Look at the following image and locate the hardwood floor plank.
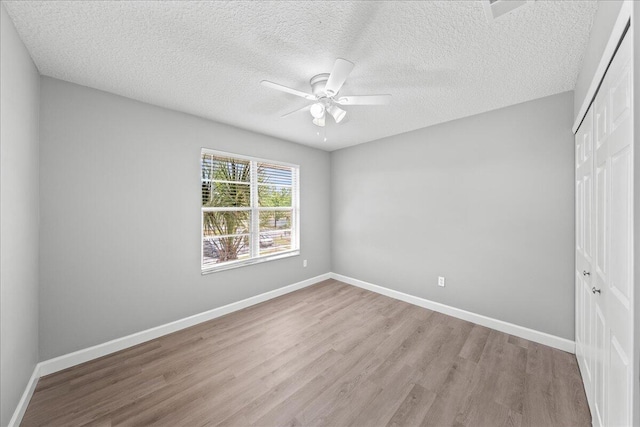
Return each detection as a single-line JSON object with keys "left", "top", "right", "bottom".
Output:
{"left": 218, "top": 349, "right": 342, "bottom": 426}
{"left": 459, "top": 324, "right": 491, "bottom": 363}
{"left": 453, "top": 399, "right": 515, "bottom": 427}
{"left": 306, "top": 377, "right": 382, "bottom": 427}
{"left": 420, "top": 356, "right": 479, "bottom": 426}
{"left": 292, "top": 334, "right": 391, "bottom": 424}
{"left": 254, "top": 325, "right": 391, "bottom": 426}
{"left": 525, "top": 340, "right": 554, "bottom": 379}
{"left": 349, "top": 364, "right": 415, "bottom": 426}
{"left": 107, "top": 369, "right": 234, "bottom": 426}
{"left": 493, "top": 342, "right": 527, "bottom": 413}
{"left": 521, "top": 372, "right": 557, "bottom": 427}
{"left": 386, "top": 383, "right": 437, "bottom": 427}
{"left": 415, "top": 321, "right": 472, "bottom": 391}
{"left": 20, "top": 280, "right": 590, "bottom": 427}
{"left": 507, "top": 334, "right": 529, "bottom": 350}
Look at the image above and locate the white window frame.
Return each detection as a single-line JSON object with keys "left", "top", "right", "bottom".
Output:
{"left": 201, "top": 148, "right": 300, "bottom": 274}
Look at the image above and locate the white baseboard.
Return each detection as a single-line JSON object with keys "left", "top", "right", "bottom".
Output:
{"left": 7, "top": 364, "right": 40, "bottom": 427}
{"left": 331, "top": 273, "right": 575, "bottom": 354}
{"left": 38, "top": 273, "right": 331, "bottom": 377}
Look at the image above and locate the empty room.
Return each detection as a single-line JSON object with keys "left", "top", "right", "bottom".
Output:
{"left": 1, "top": 0, "right": 638, "bottom": 426}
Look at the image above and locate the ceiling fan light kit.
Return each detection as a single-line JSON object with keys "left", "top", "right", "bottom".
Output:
{"left": 261, "top": 58, "right": 392, "bottom": 130}
{"left": 327, "top": 104, "right": 346, "bottom": 123}
{"left": 312, "top": 116, "right": 325, "bottom": 127}
{"left": 309, "top": 103, "right": 325, "bottom": 119}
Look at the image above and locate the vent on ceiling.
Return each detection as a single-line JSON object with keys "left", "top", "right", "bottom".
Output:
{"left": 482, "top": 0, "right": 534, "bottom": 22}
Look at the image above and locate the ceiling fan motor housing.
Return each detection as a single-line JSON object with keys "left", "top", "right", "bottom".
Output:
{"left": 310, "top": 73, "right": 331, "bottom": 97}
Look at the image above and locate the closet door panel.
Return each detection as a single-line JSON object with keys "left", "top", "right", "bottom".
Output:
{"left": 592, "top": 40, "right": 611, "bottom": 427}
{"left": 594, "top": 29, "right": 633, "bottom": 427}
{"left": 593, "top": 303, "right": 607, "bottom": 427}
{"left": 610, "top": 147, "right": 631, "bottom": 306}
{"left": 603, "top": 31, "right": 633, "bottom": 426}
{"left": 575, "top": 107, "right": 594, "bottom": 408}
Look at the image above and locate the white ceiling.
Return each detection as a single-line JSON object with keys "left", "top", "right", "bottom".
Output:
{"left": 3, "top": 1, "right": 597, "bottom": 151}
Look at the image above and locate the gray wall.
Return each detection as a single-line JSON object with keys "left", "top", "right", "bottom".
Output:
{"left": 574, "top": 0, "right": 624, "bottom": 119}
{"left": 39, "top": 77, "right": 331, "bottom": 360}
{"left": 0, "top": 4, "right": 40, "bottom": 426}
{"left": 331, "top": 91, "right": 575, "bottom": 340}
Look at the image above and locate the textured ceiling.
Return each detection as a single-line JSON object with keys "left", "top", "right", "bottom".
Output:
{"left": 3, "top": 1, "right": 597, "bottom": 151}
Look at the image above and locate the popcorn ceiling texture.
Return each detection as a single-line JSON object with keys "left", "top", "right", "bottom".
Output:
{"left": 3, "top": 1, "right": 597, "bottom": 151}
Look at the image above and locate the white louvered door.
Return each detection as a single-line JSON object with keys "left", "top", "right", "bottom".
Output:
{"left": 575, "top": 28, "right": 634, "bottom": 427}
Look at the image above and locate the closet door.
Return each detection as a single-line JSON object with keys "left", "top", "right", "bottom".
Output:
{"left": 593, "top": 29, "right": 633, "bottom": 427}
{"left": 575, "top": 106, "right": 594, "bottom": 409}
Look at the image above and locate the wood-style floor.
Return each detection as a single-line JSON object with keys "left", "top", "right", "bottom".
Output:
{"left": 22, "top": 279, "right": 590, "bottom": 426}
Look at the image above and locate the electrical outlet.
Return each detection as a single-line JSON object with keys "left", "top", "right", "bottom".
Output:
{"left": 438, "top": 276, "right": 445, "bottom": 287}
{"left": 303, "top": 259, "right": 308, "bottom": 268}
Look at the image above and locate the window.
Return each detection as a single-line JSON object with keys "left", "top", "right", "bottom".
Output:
{"left": 201, "top": 149, "right": 299, "bottom": 273}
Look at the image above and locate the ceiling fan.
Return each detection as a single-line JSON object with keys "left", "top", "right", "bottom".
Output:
{"left": 261, "top": 58, "right": 391, "bottom": 127}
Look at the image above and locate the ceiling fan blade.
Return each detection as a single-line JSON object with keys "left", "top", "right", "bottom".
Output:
{"left": 280, "top": 104, "right": 312, "bottom": 118}
{"left": 336, "top": 94, "right": 392, "bottom": 106}
{"left": 261, "top": 80, "right": 316, "bottom": 101}
{"left": 325, "top": 58, "right": 354, "bottom": 96}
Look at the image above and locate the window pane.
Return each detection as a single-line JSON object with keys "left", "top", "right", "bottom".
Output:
{"left": 203, "top": 182, "right": 251, "bottom": 207}
{"left": 259, "top": 231, "right": 292, "bottom": 256}
{"left": 258, "top": 185, "right": 292, "bottom": 207}
{"left": 202, "top": 154, "right": 252, "bottom": 207}
{"left": 258, "top": 163, "right": 292, "bottom": 186}
{"left": 202, "top": 155, "right": 250, "bottom": 182}
{"left": 259, "top": 210, "right": 292, "bottom": 231}
{"left": 203, "top": 211, "right": 250, "bottom": 236}
{"left": 203, "top": 235, "right": 250, "bottom": 268}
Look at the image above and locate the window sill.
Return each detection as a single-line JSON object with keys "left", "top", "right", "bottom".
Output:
{"left": 201, "top": 250, "right": 300, "bottom": 275}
